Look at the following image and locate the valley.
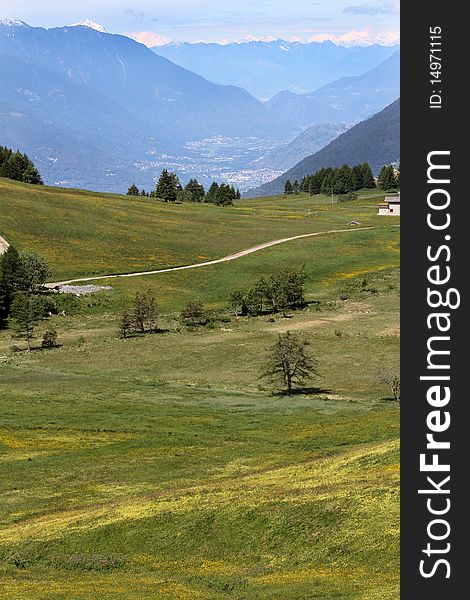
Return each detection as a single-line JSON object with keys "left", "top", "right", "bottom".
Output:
{"left": 0, "top": 179, "right": 400, "bottom": 599}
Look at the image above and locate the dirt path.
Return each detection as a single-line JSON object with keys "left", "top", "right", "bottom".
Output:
{"left": 47, "top": 225, "right": 398, "bottom": 287}
{"left": 0, "top": 236, "right": 9, "bottom": 254}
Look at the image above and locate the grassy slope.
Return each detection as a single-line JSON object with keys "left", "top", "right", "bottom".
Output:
{"left": 0, "top": 179, "right": 399, "bottom": 599}
{"left": 0, "top": 178, "right": 396, "bottom": 281}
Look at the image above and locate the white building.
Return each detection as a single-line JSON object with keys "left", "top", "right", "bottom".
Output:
{"left": 378, "top": 195, "right": 400, "bottom": 216}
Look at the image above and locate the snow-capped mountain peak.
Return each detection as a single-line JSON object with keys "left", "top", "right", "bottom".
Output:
{"left": 71, "top": 19, "right": 107, "bottom": 33}
{"left": 0, "top": 17, "right": 29, "bottom": 27}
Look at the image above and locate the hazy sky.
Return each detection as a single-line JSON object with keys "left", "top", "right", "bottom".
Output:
{"left": 1, "top": 0, "right": 399, "bottom": 45}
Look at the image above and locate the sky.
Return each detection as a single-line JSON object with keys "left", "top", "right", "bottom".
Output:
{"left": 0, "top": 0, "right": 399, "bottom": 46}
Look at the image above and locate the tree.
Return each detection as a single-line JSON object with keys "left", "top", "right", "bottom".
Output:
{"left": 351, "top": 164, "right": 363, "bottom": 191}
{"left": 320, "top": 170, "right": 334, "bottom": 195}
{"left": 176, "top": 188, "right": 193, "bottom": 203}
{"left": 377, "top": 369, "right": 400, "bottom": 401}
{"left": 185, "top": 179, "right": 205, "bottom": 202}
{"left": 292, "top": 179, "right": 300, "bottom": 194}
{"left": 261, "top": 331, "right": 320, "bottom": 396}
{"left": 214, "top": 183, "right": 234, "bottom": 206}
{"left": 127, "top": 183, "right": 140, "bottom": 196}
{"left": 0, "top": 245, "right": 22, "bottom": 324}
{"left": 22, "top": 163, "right": 43, "bottom": 185}
{"left": 284, "top": 180, "right": 293, "bottom": 195}
{"left": 42, "top": 327, "right": 58, "bottom": 348}
{"left": 334, "top": 164, "right": 353, "bottom": 194}
{"left": 378, "top": 165, "right": 397, "bottom": 191}
{"left": 180, "top": 299, "right": 207, "bottom": 326}
{"left": 155, "top": 169, "right": 179, "bottom": 202}
{"left": 228, "top": 290, "right": 247, "bottom": 317}
{"left": 17, "top": 251, "right": 51, "bottom": 294}
{"left": 205, "top": 181, "right": 220, "bottom": 203}
{"left": 10, "top": 293, "right": 44, "bottom": 351}
{"left": 132, "top": 290, "right": 157, "bottom": 333}
{"left": 244, "top": 286, "right": 264, "bottom": 316}
{"left": 361, "top": 163, "right": 376, "bottom": 189}
{"left": 118, "top": 309, "right": 134, "bottom": 338}
{"left": 280, "top": 268, "right": 307, "bottom": 310}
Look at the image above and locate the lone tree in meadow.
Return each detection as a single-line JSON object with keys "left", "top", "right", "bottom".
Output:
{"left": 377, "top": 369, "right": 400, "bottom": 402}
{"left": 10, "top": 292, "right": 44, "bottom": 351}
{"left": 261, "top": 331, "right": 319, "bottom": 396}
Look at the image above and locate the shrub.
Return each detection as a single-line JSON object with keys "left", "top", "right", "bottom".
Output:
{"left": 180, "top": 299, "right": 208, "bottom": 327}
{"left": 42, "top": 328, "right": 58, "bottom": 348}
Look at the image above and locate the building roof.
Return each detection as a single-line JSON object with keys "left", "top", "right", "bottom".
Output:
{"left": 385, "top": 195, "right": 400, "bottom": 203}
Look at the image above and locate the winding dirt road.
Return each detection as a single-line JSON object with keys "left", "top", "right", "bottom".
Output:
{"left": 46, "top": 225, "right": 397, "bottom": 287}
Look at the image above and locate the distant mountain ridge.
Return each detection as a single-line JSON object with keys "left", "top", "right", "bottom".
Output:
{"left": 0, "top": 21, "right": 281, "bottom": 142}
{"left": 153, "top": 39, "right": 398, "bottom": 99}
{"left": 0, "top": 19, "right": 292, "bottom": 189}
{"left": 246, "top": 99, "right": 400, "bottom": 198}
{"left": 254, "top": 123, "right": 352, "bottom": 172}
{"left": 266, "top": 51, "right": 400, "bottom": 129}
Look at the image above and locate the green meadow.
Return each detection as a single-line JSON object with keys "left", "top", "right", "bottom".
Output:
{"left": 0, "top": 179, "right": 400, "bottom": 599}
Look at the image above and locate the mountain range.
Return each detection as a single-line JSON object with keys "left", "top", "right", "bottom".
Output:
{"left": 0, "top": 19, "right": 290, "bottom": 189}
{"left": 266, "top": 51, "right": 400, "bottom": 129}
{"left": 0, "top": 19, "right": 400, "bottom": 193}
{"left": 246, "top": 99, "right": 400, "bottom": 197}
{"left": 0, "top": 20, "right": 281, "bottom": 142}
{"left": 153, "top": 39, "right": 398, "bottom": 100}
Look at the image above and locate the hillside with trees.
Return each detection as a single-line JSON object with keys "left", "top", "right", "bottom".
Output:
{"left": 0, "top": 147, "right": 42, "bottom": 184}
{"left": 246, "top": 99, "right": 400, "bottom": 198}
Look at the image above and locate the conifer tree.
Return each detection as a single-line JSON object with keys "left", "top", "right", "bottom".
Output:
{"left": 10, "top": 293, "right": 44, "bottom": 351}
{"left": 127, "top": 183, "right": 140, "bottom": 196}
{"left": 185, "top": 179, "right": 205, "bottom": 202}
{"left": 205, "top": 182, "right": 220, "bottom": 203}
{"left": 155, "top": 169, "right": 179, "bottom": 202}
{"left": 284, "top": 179, "right": 293, "bottom": 194}
{"left": 361, "top": 163, "right": 376, "bottom": 188}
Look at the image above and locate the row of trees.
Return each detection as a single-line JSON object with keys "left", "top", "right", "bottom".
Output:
{"left": 229, "top": 268, "right": 307, "bottom": 317}
{"left": 128, "top": 170, "right": 240, "bottom": 206}
{"left": 284, "top": 162, "right": 401, "bottom": 196}
{"left": 0, "top": 147, "right": 43, "bottom": 185}
{"left": 296, "top": 163, "right": 375, "bottom": 196}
